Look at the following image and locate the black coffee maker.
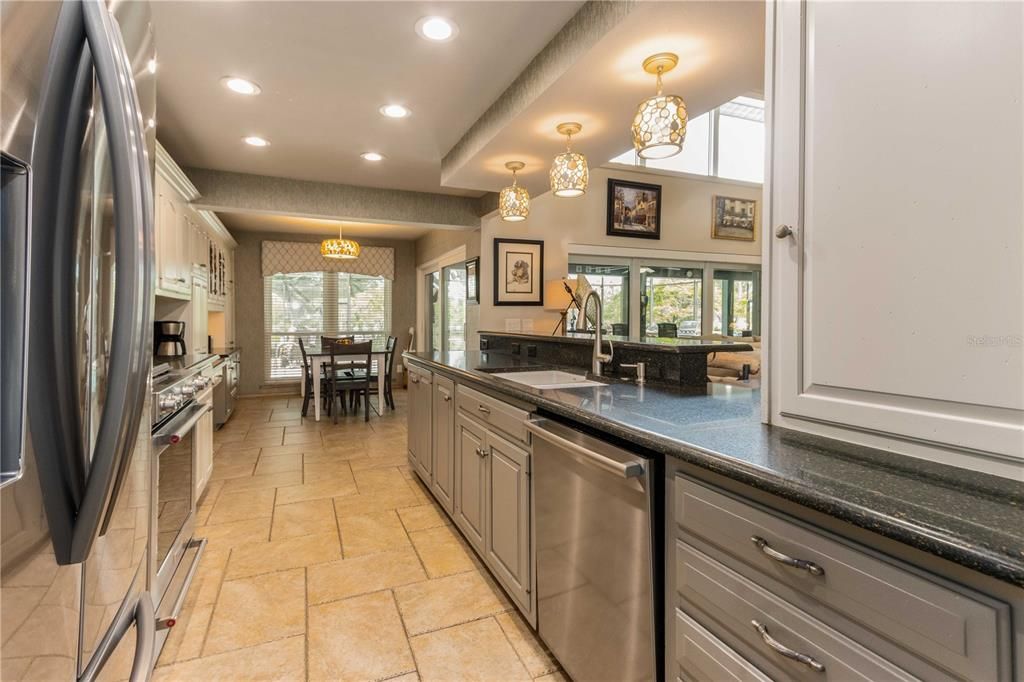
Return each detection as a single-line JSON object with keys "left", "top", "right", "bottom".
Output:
{"left": 154, "top": 320, "right": 187, "bottom": 356}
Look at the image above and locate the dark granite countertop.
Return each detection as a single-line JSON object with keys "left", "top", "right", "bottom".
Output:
{"left": 480, "top": 330, "right": 754, "bottom": 354}
{"left": 404, "top": 350, "right": 1024, "bottom": 587}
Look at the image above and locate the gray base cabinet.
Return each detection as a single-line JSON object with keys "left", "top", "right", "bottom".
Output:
{"left": 484, "top": 430, "right": 531, "bottom": 611}
{"left": 454, "top": 413, "right": 487, "bottom": 553}
{"left": 406, "top": 363, "right": 537, "bottom": 624}
{"left": 406, "top": 365, "right": 432, "bottom": 480}
{"left": 431, "top": 376, "right": 455, "bottom": 514}
{"left": 667, "top": 467, "right": 1013, "bottom": 682}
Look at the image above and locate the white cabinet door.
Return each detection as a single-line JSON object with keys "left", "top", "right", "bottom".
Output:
{"left": 195, "top": 401, "right": 214, "bottom": 500}
{"left": 155, "top": 175, "right": 180, "bottom": 292}
{"left": 769, "top": 1, "right": 1023, "bottom": 465}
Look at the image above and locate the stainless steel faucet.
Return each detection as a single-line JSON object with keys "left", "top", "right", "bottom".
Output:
{"left": 578, "top": 289, "right": 613, "bottom": 375}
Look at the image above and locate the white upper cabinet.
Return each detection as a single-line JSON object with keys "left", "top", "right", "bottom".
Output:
{"left": 768, "top": 1, "right": 1023, "bottom": 472}
{"left": 155, "top": 143, "right": 237, "bottom": 302}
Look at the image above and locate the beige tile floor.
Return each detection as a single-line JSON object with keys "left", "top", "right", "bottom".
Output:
{"left": 154, "top": 391, "right": 566, "bottom": 682}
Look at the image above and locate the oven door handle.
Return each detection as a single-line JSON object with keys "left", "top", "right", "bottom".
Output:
{"left": 152, "top": 403, "right": 211, "bottom": 448}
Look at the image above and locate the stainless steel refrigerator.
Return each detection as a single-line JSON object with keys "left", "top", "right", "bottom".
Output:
{"left": 1, "top": 1, "right": 157, "bottom": 679}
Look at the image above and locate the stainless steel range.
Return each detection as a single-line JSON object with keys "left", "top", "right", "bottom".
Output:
{"left": 149, "top": 357, "right": 217, "bottom": 654}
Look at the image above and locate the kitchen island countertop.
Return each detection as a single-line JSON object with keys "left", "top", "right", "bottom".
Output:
{"left": 404, "top": 350, "right": 1024, "bottom": 588}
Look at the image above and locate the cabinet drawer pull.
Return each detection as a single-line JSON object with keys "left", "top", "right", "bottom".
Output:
{"left": 477, "top": 405, "right": 491, "bottom": 414}
{"left": 752, "top": 620, "right": 825, "bottom": 673}
{"left": 751, "top": 536, "right": 824, "bottom": 576}
{"left": 443, "top": 395, "right": 451, "bottom": 402}
{"left": 410, "top": 376, "right": 419, "bottom": 384}
{"left": 475, "top": 447, "right": 488, "bottom": 458}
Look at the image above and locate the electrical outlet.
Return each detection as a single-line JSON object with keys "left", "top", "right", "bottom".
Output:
{"left": 511, "top": 342, "right": 521, "bottom": 355}
{"left": 526, "top": 345, "right": 537, "bottom": 357}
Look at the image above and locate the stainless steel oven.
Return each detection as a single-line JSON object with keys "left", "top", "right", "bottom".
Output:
{"left": 149, "top": 361, "right": 213, "bottom": 652}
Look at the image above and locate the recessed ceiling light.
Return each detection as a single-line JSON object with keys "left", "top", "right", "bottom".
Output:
{"left": 221, "top": 77, "right": 262, "bottom": 96}
{"left": 379, "top": 104, "right": 411, "bottom": 119}
{"left": 360, "top": 152, "right": 385, "bottom": 162}
{"left": 147, "top": 58, "right": 157, "bottom": 74}
{"left": 243, "top": 136, "right": 270, "bottom": 147}
{"left": 415, "top": 16, "right": 458, "bottom": 42}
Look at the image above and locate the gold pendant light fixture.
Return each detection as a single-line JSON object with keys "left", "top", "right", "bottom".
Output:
{"left": 549, "top": 122, "right": 588, "bottom": 198}
{"left": 320, "top": 222, "right": 361, "bottom": 260}
{"left": 632, "top": 52, "right": 688, "bottom": 159}
{"left": 499, "top": 161, "right": 530, "bottom": 222}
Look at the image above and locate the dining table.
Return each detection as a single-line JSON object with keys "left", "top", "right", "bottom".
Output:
{"left": 300, "top": 341, "right": 393, "bottom": 421}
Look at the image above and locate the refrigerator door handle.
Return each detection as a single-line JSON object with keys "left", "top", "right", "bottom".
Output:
{"left": 63, "top": 0, "right": 153, "bottom": 563}
{"left": 128, "top": 593, "right": 156, "bottom": 682}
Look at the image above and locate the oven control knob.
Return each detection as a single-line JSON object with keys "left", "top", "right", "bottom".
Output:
{"left": 159, "top": 396, "right": 179, "bottom": 409}
{"left": 180, "top": 384, "right": 196, "bottom": 396}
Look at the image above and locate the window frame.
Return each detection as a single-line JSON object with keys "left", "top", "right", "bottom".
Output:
{"left": 263, "top": 271, "right": 392, "bottom": 384}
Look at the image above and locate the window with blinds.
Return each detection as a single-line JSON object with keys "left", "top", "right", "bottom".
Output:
{"left": 264, "top": 271, "right": 392, "bottom": 381}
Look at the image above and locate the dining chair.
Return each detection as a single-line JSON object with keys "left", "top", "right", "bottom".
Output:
{"left": 297, "top": 337, "right": 328, "bottom": 418}
{"left": 368, "top": 336, "right": 397, "bottom": 410}
{"left": 657, "top": 323, "right": 678, "bottom": 338}
{"left": 326, "top": 340, "right": 373, "bottom": 423}
{"left": 611, "top": 323, "right": 629, "bottom": 336}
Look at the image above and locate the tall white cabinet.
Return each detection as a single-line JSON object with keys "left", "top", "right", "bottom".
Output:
{"left": 767, "top": 1, "right": 1023, "bottom": 476}
{"left": 155, "top": 144, "right": 237, "bottom": 348}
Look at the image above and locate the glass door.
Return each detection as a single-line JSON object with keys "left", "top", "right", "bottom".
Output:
{"left": 640, "top": 265, "right": 703, "bottom": 338}
{"left": 427, "top": 271, "right": 442, "bottom": 352}
{"left": 713, "top": 269, "right": 761, "bottom": 336}
{"left": 443, "top": 264, "right": 467, "bottom": 350}
{"left": 425, "top": 265, "right": 467, "bottom": 353}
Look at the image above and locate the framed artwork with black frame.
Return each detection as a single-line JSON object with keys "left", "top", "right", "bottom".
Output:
{"left": 493, "top": 238, "right": 544, "bottom": 306}
{"left": 606, "top": 178, "right": 662, "bottom": 239}
{"left": 465, "top": 257, "right": 479, "bottom": 304}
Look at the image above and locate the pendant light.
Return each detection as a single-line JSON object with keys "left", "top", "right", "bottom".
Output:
{"left": 320, "top": 223, "right": 361, "bottom": 259}
{"left": 631, "top": 52, "right": 687, "bottom": 159}
{"left": 549, "top": 122, "right": 589, "bottom": 198}
{"left": 499, "top": 161, "right": 530, "bottom": 222}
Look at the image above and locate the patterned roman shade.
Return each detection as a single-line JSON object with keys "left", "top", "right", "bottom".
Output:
{"left": 261, "top": 240, "right": 395, "bottom": 280}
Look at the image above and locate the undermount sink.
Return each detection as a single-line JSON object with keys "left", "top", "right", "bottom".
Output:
{"left": 492, "top": 370, "right": 604, "bottom": 390}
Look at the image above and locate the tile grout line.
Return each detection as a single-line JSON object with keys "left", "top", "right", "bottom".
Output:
{"left": 332, "top": 496, "right": 346, "bottom": 559}
{"left": 197, "top": 545, "right": 233, "bottom": 659}
{"left": 304, "top": 566, "right": 310, "bottom": 682}
{"left": 388, "top": 588, "right": 421, "bottom": 679}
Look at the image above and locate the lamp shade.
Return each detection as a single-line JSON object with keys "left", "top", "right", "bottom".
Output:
{"left": 499, "top": 184, "right": 530, "bottom": 222}
{"left": 320, "top": 237, "right": 361, "bottom": 259}
{"left": 550, "top": 122, "right": 588, "bottom": 197}
{"left": 632, "top": 94, "right": 687, "bottom": 159}
{"left": 632, "top": 52, "right": 688, "bottom": 160}
{"left": 544, "top": 278, "right": 574, "bottom": 311}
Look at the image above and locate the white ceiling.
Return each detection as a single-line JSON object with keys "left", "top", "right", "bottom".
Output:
{"left": 151, "top": 1, "right": 583, "bottom": 196}
{"left": 441, "top": 1, "right": 766, "bottom": 196}
{"left": 219, "top": 211, "right": 435, "bottom": 241}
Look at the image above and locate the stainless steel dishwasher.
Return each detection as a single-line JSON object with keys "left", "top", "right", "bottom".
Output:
{"left": 526, "top": 417, "right": 656, "bottom": 682}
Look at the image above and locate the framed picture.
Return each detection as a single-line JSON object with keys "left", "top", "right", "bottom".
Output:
{"left": 493, "top": 238, "right": 544, "bottom": 306}
{"left": 712, "top": 195, "right": 757, "bottom": 241}
{"left": 465, "top": 257, "right": 479, "bottom": 304}
{"left": 607, "top": 178, "right": 662, "bottom": 239}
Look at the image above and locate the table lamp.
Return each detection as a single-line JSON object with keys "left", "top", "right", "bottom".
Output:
{"left": 545, "top": 278, "right": 578, "bottom": 336}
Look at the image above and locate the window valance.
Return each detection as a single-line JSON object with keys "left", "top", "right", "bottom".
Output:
{"left": 261, "top": 240, "right": 395, "bottom": 280}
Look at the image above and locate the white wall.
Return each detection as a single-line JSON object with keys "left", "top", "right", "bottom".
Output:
{"left": 479, "top": 166, "right": 762, "bottom": 334}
